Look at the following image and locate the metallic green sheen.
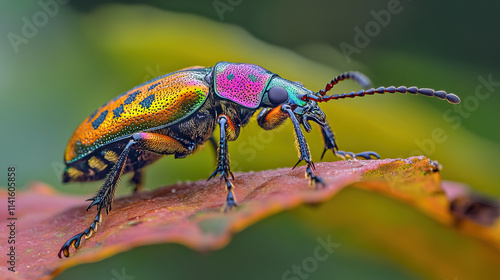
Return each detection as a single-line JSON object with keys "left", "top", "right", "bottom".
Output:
{"left": 266, "top": 77, "right": 309, "bottom": 107}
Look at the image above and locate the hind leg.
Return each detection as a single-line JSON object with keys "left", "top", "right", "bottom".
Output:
{"left": 58, "top": 132, "right": 189, "bottom": 258}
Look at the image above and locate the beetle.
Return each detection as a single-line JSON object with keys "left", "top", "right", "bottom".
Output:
{"left": 58, "top": 61, "right": 461, "bottom": 257}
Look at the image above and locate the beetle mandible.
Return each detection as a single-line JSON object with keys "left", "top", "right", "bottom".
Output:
{"left": 58, "top": 61, "right": 461, "bottom": 257}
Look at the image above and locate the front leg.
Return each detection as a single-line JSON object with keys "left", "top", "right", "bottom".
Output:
{"left": 320, "top": 120, "right": 380, "bottom": 160}
{"left": 208, "top": 114, "right": 237, "bottom": 211}
{"left": 281, "top": 105, "right": 325, "bottom": 188}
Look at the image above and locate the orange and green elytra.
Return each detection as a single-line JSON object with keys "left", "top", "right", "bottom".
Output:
{"left": 59, "top": 61, "right": 461, "bottom": 258}
{"left": 63, "top": 66, "right": 211, "bottom": 183}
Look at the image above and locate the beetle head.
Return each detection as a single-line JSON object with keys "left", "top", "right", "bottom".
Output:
{"left": 262, "top": 76, "right": 326, "bottom": 133}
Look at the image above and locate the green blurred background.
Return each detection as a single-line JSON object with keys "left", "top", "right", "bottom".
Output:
{"left": 1, "top": 1, "right": 499, "bottom": 279}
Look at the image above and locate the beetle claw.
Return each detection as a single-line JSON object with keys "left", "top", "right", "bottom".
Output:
{"left": 305, "top": 166, "right": 326, "bottom": 189}
{"left": 320, "top": 148, "right": 328, "bottom": 160}
{"left": 223, "top": 201, "right": 238, "bottom": 212}
{"left": 293, "top": 159, "right": 303, "bottom": 169}
{"left": 208, "top": 163, "right": 233, "bottom": 183}
{"left": 58, "top": 232, "right": 85, "bottom": 258}
{"left": 86, "top": 197, "right": 101, "bottom": 211}
{"left": 58, "top": 210, "right": 102, "bottom": 258}
{"left": 293, "top": 156, "right": 313, "bottom": 169}
{"left": 207, "top": 169, "right": 220, "bottom": 181}
{"left": 320, "top": 146, "right": 340, "bottom": 160}
{"left": 223, "top": 195, "right": 238, "bottom": 212}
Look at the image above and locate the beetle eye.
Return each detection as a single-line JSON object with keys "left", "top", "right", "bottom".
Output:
{"left": 268, "top": 86, "right": 288, "bottom": 105}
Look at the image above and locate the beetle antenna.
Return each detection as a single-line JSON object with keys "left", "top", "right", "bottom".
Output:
{"left": 309, "top": 86, "right": 461, "bottom": 104}
{"left": 317, "top": 72, "right": 371, "bottom": 96}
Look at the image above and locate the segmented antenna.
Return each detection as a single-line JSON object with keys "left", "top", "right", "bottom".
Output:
{"left": 317, "top": 72, "right": 371, "bottom": 96}
{"left": 309, "top": 86, "right": 461, "bottom": 104}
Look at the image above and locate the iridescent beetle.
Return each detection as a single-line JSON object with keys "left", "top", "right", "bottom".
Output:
{"left": 59, "top": 61, "right": 461, "bottom": 257}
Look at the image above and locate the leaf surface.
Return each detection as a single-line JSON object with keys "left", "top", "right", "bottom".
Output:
{"left": 1, "top": 157, "right": 498, "bottom": 280}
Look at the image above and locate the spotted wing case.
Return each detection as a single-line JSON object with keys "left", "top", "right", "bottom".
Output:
{"left": 212, "top": 62, "right": 275, "bottom": 108}
{"left": 64, "top": 67, "right": 211, "bottom": 163}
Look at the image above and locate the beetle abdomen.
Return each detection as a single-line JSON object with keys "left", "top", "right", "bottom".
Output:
{"left": 63, "top": 139, "right": 165, "bottom": 182}
{"left": 64, "top": 68, "right": 211, "bottom": 164}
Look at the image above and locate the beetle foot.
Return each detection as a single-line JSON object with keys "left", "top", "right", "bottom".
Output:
{"left": 223, "top": 201, "right": 238, "bottom": 212}
{"left": 58, "top": 211, "right": 101, "bottom": 258}
{"left": 58, "top": 232, "right": 86, "bottom": 258}
{"left": 306, "top": 166, "right": 326, "bottom": 189}
{"left": 335, "top": 150, "right": 380, "bottom": 160}
{"left": 208, "top": 164, "right": 234, "bottom": 182}
{"left": 86, "top": 195, "right": 113, "bottom": 214}
{"left": 355, "top": 151, "right": 380, "bottom": 160}
{"left": 223, "top": 186, "right": 238, "bottom": 212}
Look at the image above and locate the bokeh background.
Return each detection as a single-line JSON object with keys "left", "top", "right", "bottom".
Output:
{"left": 1, "top": 0, "right": 499, "bottom": 279}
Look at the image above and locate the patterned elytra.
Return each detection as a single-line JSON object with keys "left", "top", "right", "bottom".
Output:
{"left": 112, "top": 104, "right": 124, "bottom": 119}
{"left": 92, "top": 110, "right": 108, "bottom": 130}
{"left": 213, "top": 62, "right": 275, "bottom": 108}
{"left": 64, "top": 68, "right": 211, "bottom": 163}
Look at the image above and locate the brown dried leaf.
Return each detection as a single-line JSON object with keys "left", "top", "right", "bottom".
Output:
{"left": 0, "top": 156, "right": 498, "bottom": 280}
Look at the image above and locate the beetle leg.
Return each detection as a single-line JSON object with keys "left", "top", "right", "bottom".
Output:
{"left": 319, "top": 120, "right": 380, "bottom": 160}
{"left": 59, "top": 132, "right": 191, "bottom": 258}
{"left": 130, "top": 170, "right": 143, "bottom": 193}
{"left": 208, "top": 114, "right": 237, "bottom": 211}
{"left": 319, "top": 120, "right": 338, "bottom": 159}
{"left": 58, "top": 139, "right": 135, "bottom": 258}
{"left": 281, "top": 105, "right": 325, "bottom": 188}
